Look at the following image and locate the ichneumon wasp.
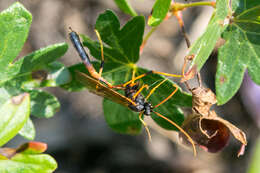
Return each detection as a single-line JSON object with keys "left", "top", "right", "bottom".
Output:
{"left": 69, "top": 28, "right": 197, "bottom": 156}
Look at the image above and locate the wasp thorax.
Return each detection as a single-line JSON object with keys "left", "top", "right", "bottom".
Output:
{"left": 125, "top": 83, "right": 153, "bottom": 115}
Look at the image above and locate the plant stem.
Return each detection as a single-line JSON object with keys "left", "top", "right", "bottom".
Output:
{"left": 171, "top": 2, "right": 216, "bottom": 12}
{"left": 143, "top": 26, "right": 157, "bottom": 44}
{"left": 182, "top": 1, "right": 216, "bottom": 8}
{"left": 140, "top": 26, "right": 158, "bottom": 53}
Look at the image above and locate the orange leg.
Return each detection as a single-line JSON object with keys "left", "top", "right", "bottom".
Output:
{"left": 139, "top": 112, "right": 152, "bottom": 142}
{"left": 122, "top": 71, "right": 183, "bottom": 87}
{"left": 154, "top": 84, "right": 178, "bottom": 108}
{"left": 145, "top": 79, "right": 167, "bottom": 100}
{"left": 133, "top": 84, "right": 149, "bottom": 100}
{"left": 153, "top": 111, "right": 197, "bottom": 156}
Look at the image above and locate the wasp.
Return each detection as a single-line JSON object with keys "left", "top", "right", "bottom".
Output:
{"left": 69, "top": 28, "right": 197, "bottom": 155}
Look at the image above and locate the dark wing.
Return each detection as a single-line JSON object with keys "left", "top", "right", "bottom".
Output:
{"left": 75, "top": 71, "right": 133, "bottom": 107}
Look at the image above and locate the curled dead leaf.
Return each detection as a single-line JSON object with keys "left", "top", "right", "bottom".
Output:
{"left": 179, "top": 111, "right": 247, "bottom": 156}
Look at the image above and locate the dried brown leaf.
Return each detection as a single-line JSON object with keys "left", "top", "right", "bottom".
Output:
{"left": 191, "top": 86, "right": 217, "bottom": 116}
{"left": 180, "top": 111, "right": 247, "bottom": 156}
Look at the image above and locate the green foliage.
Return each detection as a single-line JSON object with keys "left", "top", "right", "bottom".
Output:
{"left": 0, "top": 142, "right": 57, "bottom": 173}
{"left": 0, "top": 2, "right": 69, "bottom": 144}
{"left": 0, "top": 45, "right": 70, "bottom": 86}
{"left": 188, "top": 0, "right": 228, "bottom": 72}
{"left": 0, "top": 3, "right": 69, "bottom": 171}
{"left": 18, "top": 118, "right": 35, "bottom": 140}
{"left": 114, "top": 0, "right": 137, "bottom": 16}
{"left": 0, "top": 93, "right": 30, "bottom": 147}
{"left": 29, "top": 90, "right": 60, "bottom": 118}
{"left": 103, "top": 99, "right": 142, "bottom": 134}
{"left": 65, "top": 10, "right": 192, "bottom": 134}
{"left": 216, "top": 1, "right": 260, "bottom": 104}
{"left": 148, "top": 0, "right": 171, "bottom": 26}
{"left": 186, "top": 0, "right": 260, "bottom": 105}
{"left": 0, "top": 154, "right": 57, "bottom": 173}
{"left": 94, "top": 10, "right": 144, "bottom": 63}
{"left": 0, "top": 2, "right": 31, "bottom": 70}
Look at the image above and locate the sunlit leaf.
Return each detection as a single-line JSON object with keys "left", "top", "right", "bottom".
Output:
{"left": 216, "top": 1, "right": 260, "bottom": 104}
{"left": 0, "top": 2, "right": 31, "bottom": 71}
{"left": 18, "top": 118, "right": 35, "bottom": 140}
{"left": 148, "top": 0, "right": 171, "bottom": 26}
{"left": 66, "top": 10, "right": 192, "bottom": 133}
{"left": 0, "top": 93, "right": 30, "bottom": 147}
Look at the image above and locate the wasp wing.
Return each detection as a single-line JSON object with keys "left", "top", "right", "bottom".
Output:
{"left": 75, "top": 71, "right": 132, "bottom": 108}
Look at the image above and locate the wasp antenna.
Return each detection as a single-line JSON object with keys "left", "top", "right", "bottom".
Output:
{"left": 139, "top": 112, "right": 152, "bottom": 142}
{"left": 153, "top": 111, "right": 197, "bottom": 156}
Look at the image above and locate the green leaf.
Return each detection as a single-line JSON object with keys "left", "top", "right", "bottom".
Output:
{"left": 0, "top": 153, "right": 57, "bottom": 173}
{"left": 148, "top": 0, "right": 171, "bottom": 26}
{"left": 18, "top": 118, "right": 35, "bottom": 140}
{"left": 73, "top": 64, "right": 191, "bottom": 132}
{"left": 114, "top": 0, "right": 137, "bottom": 16}
{"left": 0, "top": 82, "right": 60, "bottom": 119}
{"left": 151, "top": 106, "right": 184, "bottom": 131}
{"left": 67, "top": 10, "right": 192, "bottom": 133}
{"left": 0, "top": 93, "right": 30, "bottom": 147}
{"left": 29, "top": 90, "right": 60, "bottom": 118}
{"left": 94, "top": 10, "right": 144, "bottom": 63}
{"left": 0, "top": 43, "right": 68, "bottom": 85}
{"left": 61, "top": 63, "right": 89, "bottom": 91}
{"left": 0, "top": 2, "right": 32, "bottom": 71}
{"left": 21, "top": 61, "right": 71, "bottom": 89}
{"left": 215, "top": 1, "right": 260, "bottom": 104}
{"left": 103, "top": 99, "right": 142, "bottom": 134}
{"left": 248, "top": 137, "right": 260, "bottom": 173}
{"left": 42, "top": 61, "right": 71, "bottom": 86}
{"left": 136, "top": 68, "right": 189, "bottom": 131}
{"left": 188, "top": 0, "right": 229, "bottom": 72}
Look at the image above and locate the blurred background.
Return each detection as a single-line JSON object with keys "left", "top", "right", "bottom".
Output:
{"left": 1, "top": 0, "right": 260, "bottom": 172}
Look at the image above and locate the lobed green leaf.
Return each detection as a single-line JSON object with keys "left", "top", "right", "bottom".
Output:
{"left": 216, "top": 1, "right": 260, "bottom": 104}
{"left": 95, "top": 10, "right": 144, "bottom": 63}
{"left": 68, "top": 10, "right": 192, "bottom": 133}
